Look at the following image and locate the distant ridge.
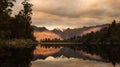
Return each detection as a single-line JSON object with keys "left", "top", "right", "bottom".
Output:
{"left": 32, "top": 25, "right": 48, "bottom": 32}
{"left": 33, "top": 24, "right": 108, "bottom": 40}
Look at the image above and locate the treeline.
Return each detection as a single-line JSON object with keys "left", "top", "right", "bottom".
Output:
{"left": 0, "top": 0, "right": 36, "bottom": 67}
{"left": 69, "top": 20, "right": 120, "bottom": 67}
{"left": 71, "top": 20, "right": 120, "bottom": 43}
{"left": 41, "top": 38, "right": 61, "bottom": 42}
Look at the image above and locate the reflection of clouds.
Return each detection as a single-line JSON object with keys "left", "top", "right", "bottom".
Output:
{"left": 32, "top": 56, "right": 119, "bottom": 67}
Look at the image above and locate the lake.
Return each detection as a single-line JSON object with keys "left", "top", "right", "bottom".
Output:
{"left": 32, "top": 57, "right": 120, "bottom": 67}
{"left": 32, "top": 45, "right": 120, "bottom": 67}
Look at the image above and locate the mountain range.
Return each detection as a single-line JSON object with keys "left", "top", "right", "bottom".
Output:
{"left": 33, "top": 24, "right": 108, "bottom": 40}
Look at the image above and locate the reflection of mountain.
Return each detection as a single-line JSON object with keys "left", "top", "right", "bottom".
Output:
{"left": 34, "top": 46, "right": 62, "bottom": 55}
{"left": 33, "top": 24, "right": 108, "bottom": 39}
{"left": 34, "top": 46, "right": 101, "bottom": 61}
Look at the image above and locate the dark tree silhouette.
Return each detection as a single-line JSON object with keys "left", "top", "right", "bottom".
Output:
{"left": 0, "top": 0, "right": 15, "bottom": 39}
{"left": 13, "top": 0, "right": 35, "bottom": 40}
{"left": 0, "top": 0, "right": 37, "bottom": 67}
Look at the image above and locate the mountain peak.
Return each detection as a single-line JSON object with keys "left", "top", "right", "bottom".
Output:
{"left": 32, "top": 26, "right": 48, "bottom": 32}
{"left": 51, "top": 28, "right": 63, "bottom": 36}
{"left": 52, "top": 28, "right": 61, "bottom": 31}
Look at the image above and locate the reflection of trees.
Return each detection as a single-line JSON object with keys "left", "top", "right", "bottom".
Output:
{"left": 41, "top": 45, "right": 62, "bottom": 49}
{"left": 40, "top": 44, "right": 82, "bottom": 52}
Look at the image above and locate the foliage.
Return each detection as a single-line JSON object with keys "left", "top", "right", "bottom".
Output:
{"left": 0, "top": 0, "right": 37, "bottom": 67}
{"left": 13, "top": 0, "right": 35, "bottom": 40}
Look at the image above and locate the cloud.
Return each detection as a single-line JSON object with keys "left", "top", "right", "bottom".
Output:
{"left": 31, "top": 0, "right": 81, "bottom": 18}
{"left": 31, "top": 0, "right": 120, "bottom": 18}
{"left": 13, "top": 0, "right": 120, "bottom": 29}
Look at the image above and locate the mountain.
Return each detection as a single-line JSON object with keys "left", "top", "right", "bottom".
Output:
{"left": 60, "top": 28, "right": 82, "bottom": 39}
{"left": 33, "top": 24, "right": 108, "bottom": 40}
{"left": 61, "top": 24, "right": 108, "bottom": 39}
{"left": 51, "top": 28, "right": 63, "bottom": 36}
{"left": 34, "top": 31, "right": 62, "bottom": 41}
{"left": 32, "top": 25, "right": 48, "bottom": 32}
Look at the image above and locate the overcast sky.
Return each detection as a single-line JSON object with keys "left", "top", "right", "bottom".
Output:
{"left": 13, "top": 0, "right": 120, "bottom": 30}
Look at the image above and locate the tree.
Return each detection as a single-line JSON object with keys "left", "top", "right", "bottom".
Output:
{"left": 111, "top": 20, "right": 116, "bottom": 28}
{"left": 13, "top": 0, "right": 35, "bottom": 40}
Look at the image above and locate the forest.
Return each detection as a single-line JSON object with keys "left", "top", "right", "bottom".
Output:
{"left": 0, "top": 0, "right": 37, "bottom": 67}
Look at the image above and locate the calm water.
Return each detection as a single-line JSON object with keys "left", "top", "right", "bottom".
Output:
{"left": 32, "top": 45, "right": 120, "bottom": 67}
{"left": 32, "top": 56, "right": 120, "bottom": 67}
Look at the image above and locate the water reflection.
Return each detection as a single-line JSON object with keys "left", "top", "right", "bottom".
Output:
{"left": 34, "top": 45, "right": 101, "bottom": 61}
{"left": 32, "top": 56, "right": 120, "bottom": 67}
{"left": 34, "top": 45, "right": 62, "bottom": 55}
{"left": 32, "top": 45, "right": 120, "bottom": 67}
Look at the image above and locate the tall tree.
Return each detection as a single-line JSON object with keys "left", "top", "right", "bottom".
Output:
{"left": 14, "top": 0, "right": 35, "bottom": 40}
{"left": 22, "top": 0, "right": 34, "bottom": 39}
